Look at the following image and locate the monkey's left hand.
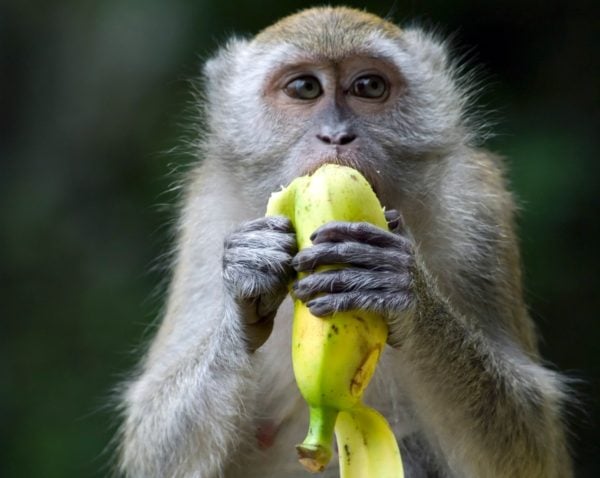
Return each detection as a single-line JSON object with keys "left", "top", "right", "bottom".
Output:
{"left": 292, "top": 210, "right": 415, "bottom": 347}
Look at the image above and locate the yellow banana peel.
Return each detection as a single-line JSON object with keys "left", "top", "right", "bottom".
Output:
{"left": 266, "top": 164, "right": 404, "bottom": 477}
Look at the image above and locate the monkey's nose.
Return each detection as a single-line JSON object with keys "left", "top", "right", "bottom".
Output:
{"left": 316, "top": 132, "right": 357, "bottom": 146}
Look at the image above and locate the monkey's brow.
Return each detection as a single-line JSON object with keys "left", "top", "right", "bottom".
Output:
{"left": 267, "top": 53, "right": 401, "bottom": 75}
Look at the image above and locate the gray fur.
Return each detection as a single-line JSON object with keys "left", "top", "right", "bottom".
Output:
{"left": 292, "top": 221, "right": 415, "bottom": 333}
{"left": 223, "top": 216, "right": 297, "bottom": 351}
{"left": 118, "top": 7, "right": 572, "bottom": 478}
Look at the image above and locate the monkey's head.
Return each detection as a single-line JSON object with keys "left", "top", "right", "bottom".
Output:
{"left": 201, "top": 7, "right": 474, "bottom": 209}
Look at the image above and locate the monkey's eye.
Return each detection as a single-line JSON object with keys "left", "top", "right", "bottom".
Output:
{"left": 350, "top": 75, "right": 388, "bottom": 99}
{"left": 284, "top": 76, "right": 322, "bottom": 100}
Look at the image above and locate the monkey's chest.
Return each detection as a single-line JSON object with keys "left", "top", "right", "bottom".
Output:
{"left": 237, "top": 382, "right": 414, "bottom": 478}
{"left": 245, "top": 361, "right": 414, "bottom": 476}
{"left": 240, "top": 303, "right": 415, "bottom": 477}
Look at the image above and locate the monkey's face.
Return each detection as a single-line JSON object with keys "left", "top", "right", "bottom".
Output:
{"left": 203, "top": 7, "right": 472, "bottom": 208}
{"left": 260, "top": 53, "right": 407, "bottom": 198}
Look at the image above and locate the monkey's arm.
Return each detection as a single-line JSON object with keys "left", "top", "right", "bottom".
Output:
{"left": 119, "top": 172, "right": 296, "bottom": 477}
{"left": 120, "top": 309, "right": 254, "bottom": 477}
{"left": 294, "top": 219, "right": 572, "bottom": 478}
{"left": 396, "top": 265, "right": 572, "bottom": 478}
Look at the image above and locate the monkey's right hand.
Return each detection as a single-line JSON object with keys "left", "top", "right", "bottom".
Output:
{"left": 222, "top": 216, "right": 297, "bottom": 352}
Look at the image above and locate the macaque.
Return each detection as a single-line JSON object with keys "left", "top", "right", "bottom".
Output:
{"left": 118, "top": 7, "right": 572, "bottom": 477}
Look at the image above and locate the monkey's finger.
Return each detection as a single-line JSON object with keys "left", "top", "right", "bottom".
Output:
{"left": 292, "top": 241, "right": 412, "bottom": 272}
{"left": 256, "top": 289, "right": 287, "bottom": 319}
{"left": 242, "top": 294, "right": 279, "bottom": 351}
{"left": 306, "top": 290, "right": 414, "bottom": 318}
{"left": 224, "top": 246, "right": 294, "bottom": 273}
{"left": 237, "top": 294, "right": 279, "bottom": 325}
{"left": 384, "top": 209, "right": 405, "bottom": 233}
{"left": 245, "top": 312, "right": 276, "bottom": 353}
{"left": 293, "top": 268, "right": 411, "bottom": 302}
{"left": 310, "top": 221, "right": 410, "bottom": 249}
{"left": 234, "top": 216, "right": 295, "bottom": 234}
{"left": 223, "top": 256, "right": 294, "bottom": 302}
{"left": 225, "top": 229, "right": 297, "bottom": 254}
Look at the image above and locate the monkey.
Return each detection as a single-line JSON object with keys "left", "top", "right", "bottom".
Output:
{"left": 118, "top": 6, "right": 572, "bottom": 478}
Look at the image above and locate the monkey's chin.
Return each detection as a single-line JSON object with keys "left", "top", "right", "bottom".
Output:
{"left": 303, "top": 152, "right": 383, "bottom": 203}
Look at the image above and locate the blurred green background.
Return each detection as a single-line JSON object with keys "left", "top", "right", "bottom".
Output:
{"left": 1, "top": 0, "right": 597, "bottom": 476}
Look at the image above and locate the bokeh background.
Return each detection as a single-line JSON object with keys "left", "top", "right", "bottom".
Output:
{"left": 1, "top": 1, "right": 598, "bottom": 476}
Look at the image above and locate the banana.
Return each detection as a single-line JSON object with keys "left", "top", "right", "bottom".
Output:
{"left": 335, "top": 406, "right": 403, "bottom": 478}
{"left": 266, "top": 164, "right": 404, "bottom": 477}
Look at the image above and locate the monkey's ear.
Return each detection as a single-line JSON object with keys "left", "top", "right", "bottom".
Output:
{"left": 401, "top": 28, "right": 450, "bottom": 72}
{"left": 202, "top": 37, "right": 250, "bottom": 85}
